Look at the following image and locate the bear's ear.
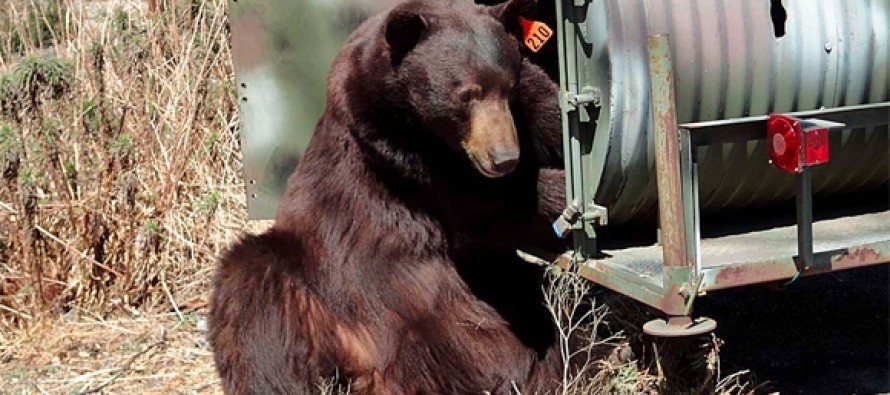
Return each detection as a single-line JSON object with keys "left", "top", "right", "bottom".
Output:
{"left": 384, "top": 9, "right": 428, "bottom": 65}
{"left": 489, "top": 0, "right": 537, "bottom": 33}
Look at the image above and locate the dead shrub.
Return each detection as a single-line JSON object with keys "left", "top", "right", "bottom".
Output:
{"left": 0, "top": 0, "right": 244, "bottom": 330}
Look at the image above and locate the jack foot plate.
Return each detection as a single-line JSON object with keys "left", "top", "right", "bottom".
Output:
{"left": 643, "top": 316, "right": 717, "bottom": 337}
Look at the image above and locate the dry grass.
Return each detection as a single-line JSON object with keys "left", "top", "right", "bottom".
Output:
{"left": 0, "top": 0, "right": 244, "bottom": 329}
{"left": 541, "top": 268, "right": 653, "bottom": 395}
{"left": 540, "top": 267, "right": 755, "bottom": 395}
{"left": 1, "top": 312, "right": 221, "bottom": 394}
{"left": 0, "top": 1, "right": 238, "bottom": 391}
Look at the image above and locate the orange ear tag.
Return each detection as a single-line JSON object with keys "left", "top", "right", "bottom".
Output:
{"left": 519, "top": 17, "right": 553, "bottom": 53}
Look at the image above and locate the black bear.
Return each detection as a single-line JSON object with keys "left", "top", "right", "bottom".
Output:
{"left": 208, "top": 0, "right": 572, "bottom": 393}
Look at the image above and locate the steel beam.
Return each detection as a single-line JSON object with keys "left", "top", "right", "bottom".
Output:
{"left": 648, "top": 34, "right": 689, "bottom": 272}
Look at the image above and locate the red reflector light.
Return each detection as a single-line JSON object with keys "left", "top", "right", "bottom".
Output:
{"left": 767, "top": 114, "right": 830, "bottom": 174}
{"left": 767, "top": 114, "right": 802, "bottom": 173}
{"left": 803, "top": 126, "right": 829, "bottom": 166}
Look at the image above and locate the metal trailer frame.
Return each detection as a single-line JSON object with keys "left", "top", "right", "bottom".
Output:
{"left": 554, "top": 6, "right": 890, "bottom": 333}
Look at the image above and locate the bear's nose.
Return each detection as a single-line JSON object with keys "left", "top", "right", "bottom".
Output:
{"left": 490, "top": 149, "right": 519, "bottom": 174}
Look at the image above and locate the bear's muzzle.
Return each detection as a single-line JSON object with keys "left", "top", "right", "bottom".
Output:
{"left": 463, "top": 98, "right": 519, "bottom": 178}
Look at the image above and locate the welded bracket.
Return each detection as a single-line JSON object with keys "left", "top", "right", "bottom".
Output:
{"left": 561, "top": 87, "right": 601, "bottom": 123}
{"left": 581, "top": 202, "right": 608, "bottom": 226}
{"left": 794, "top": 118, "right": 843, "bottom": 272}
{"left": 565, "top": 87, "right": 601, "bottom": 107}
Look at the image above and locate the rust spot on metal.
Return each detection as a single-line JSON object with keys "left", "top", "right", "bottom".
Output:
{"left": 712, "top": 261, "right": 796, "bottom": 289}
{"left": 833, "top": 246, "right": 888, "bottom": 269}
{"left": 715, "top": 265, "right": 753, "bottom": 285}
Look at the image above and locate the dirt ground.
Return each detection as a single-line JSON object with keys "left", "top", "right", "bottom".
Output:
{"left": 3, "top": 267, "right": 886, "bottom": 395}
{"left": 0, "top": 311, "right": 222, "bottom": 394}
{"left": 697, "top": 264, "right": 890, "bottom": 394}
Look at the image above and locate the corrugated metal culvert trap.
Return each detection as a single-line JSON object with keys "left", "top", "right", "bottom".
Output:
{"left": 572, "top": 0, "right": 889, "bottom": 224}
{"left": 228, "top": 0, "right": 399, "bottom": 219}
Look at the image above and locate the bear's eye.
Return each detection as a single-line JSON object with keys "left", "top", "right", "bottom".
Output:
{"left": 456, "top": 84, "right": 482, "bottom": 103}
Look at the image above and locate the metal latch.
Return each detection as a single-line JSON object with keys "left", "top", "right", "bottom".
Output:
{"left": 563, "top": 86, "right": 601, "bottom": 108}
{"left": 552, "top": 201, "right": 609, "bottom": 238}
{"left": 562, "top": 86, "right": 601, "bottom": 122}
{"left": 581, "top": 203, "right": 608, "bottom": 226}
{"left": 552, "top": 201, "right": 581, "bottom": 238}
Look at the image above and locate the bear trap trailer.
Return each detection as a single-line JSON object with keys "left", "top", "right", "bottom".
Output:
{"left": 551, "top": 0, "right": 889, "bottom": 335}
{"left": 228, "top": 0, "right": 889, "bottom": 336}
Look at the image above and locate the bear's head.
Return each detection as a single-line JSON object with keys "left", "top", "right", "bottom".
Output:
{"left": 379, "top": 0, "right": 538, "bottom": 178}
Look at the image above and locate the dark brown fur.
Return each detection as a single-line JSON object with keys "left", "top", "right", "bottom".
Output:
{"left": 209, "top": 1, "right": 571, "bottom": 393}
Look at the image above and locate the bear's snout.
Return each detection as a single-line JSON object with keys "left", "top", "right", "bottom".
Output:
{"left": 463, "top": 98, "right": 520, "bottom": 178}
{"left": 489, "top": 147, "right": 519, "bottom": 174}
